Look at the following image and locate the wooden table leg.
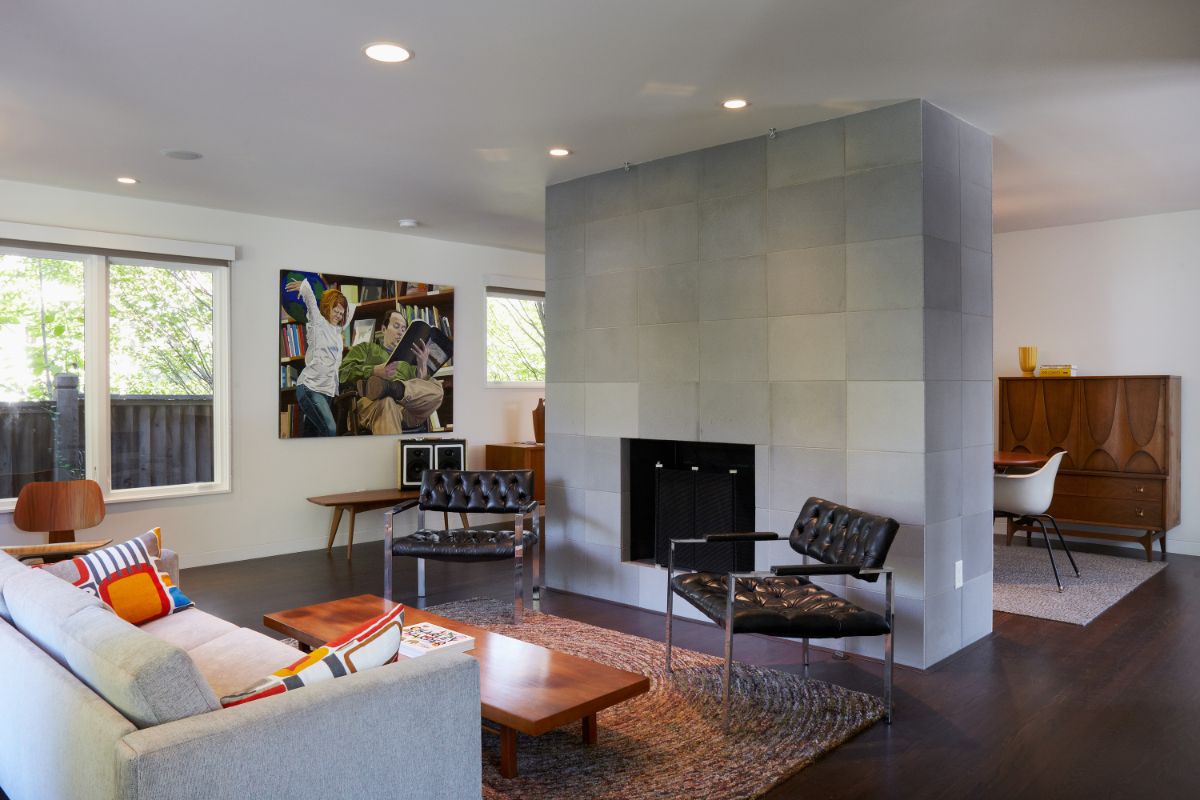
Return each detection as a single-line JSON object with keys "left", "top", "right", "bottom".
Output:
{"left": 325, "top": 506, "right": 345, "bottom": 554}
{"left": 582, "top": 713, "right": 598, "bottom": 745}
{"left": 499, "top": 725, "right": 518, "bottom": 778}
{"left": 346, "top": 508, "right": 357, "bottom": 561}
{"left": 1159, "top": 531, "right": 1167, "bottom": 558}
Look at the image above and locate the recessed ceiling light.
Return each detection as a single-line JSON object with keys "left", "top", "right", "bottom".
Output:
{"left": 364, "top": 42, "right": 412, "bottom": 63}
{"left": 721, "top": 98, "right": 750, "bottom": 110}
{"left": 548, "top": 148, "right": 571, "bottom": 158}
{"left": 161, "top": 149, "right": 203, "bottom": 161}
{"left": 397, "top": 218, "right": 420, "bottom": 228}
{"left": 116, "top": 176, "right": 138, "bottom": 184}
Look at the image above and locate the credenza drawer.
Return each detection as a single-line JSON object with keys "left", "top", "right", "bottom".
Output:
{"left": 1055, "top": 475, "right": 1163, "bottom": 501}
{"left": 1049, "top": 494, "right": 1164, "bottom": 528}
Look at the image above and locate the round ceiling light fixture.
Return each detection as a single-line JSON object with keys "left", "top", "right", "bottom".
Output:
{"left": 364, "top": 42, "right": 412, "bottom": 63}
{"left": 548, "top": 147, "right": 571, "bottom": 158}
{"left": 116, "top": 176, "right": 138, "bottom": 184}
{"left": 397, "top": 218, "right": 420, "bottom": 228}
{"left": 161, "top": 149, "right": 203, "bottom": 160}
{"left": 721, "top": 98, "right": 750, "bottom": 110}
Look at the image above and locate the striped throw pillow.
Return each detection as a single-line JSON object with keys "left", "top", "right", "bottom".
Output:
{"left": 40, "top": 528, "right": 193, "bottom": 625}
{"left": 220, "top": 603, "right": 405, "bottom": 708}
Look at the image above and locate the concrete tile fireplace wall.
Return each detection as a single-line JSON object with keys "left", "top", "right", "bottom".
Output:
{"left": 543, "top": 100, "right": 993, "bottom": 669}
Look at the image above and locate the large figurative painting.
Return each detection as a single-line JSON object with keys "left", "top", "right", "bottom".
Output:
{"left": 279, "top": 271, "right": 454, "bottom": 438}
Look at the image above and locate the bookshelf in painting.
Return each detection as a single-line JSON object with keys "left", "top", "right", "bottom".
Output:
{"left": 279, "top": 274, "right": 455, "bottom": 438}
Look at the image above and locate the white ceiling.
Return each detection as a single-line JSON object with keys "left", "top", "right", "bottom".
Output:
{"left": 2, "top": 0, "right": 1198, "bottom": 253}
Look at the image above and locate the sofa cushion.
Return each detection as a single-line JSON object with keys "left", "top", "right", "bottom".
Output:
{"left": 140, "top": 607, "right": 240, "bottom": 652}
{"left": 4, "top": 566, "right": 110, "bottom": 663}
{"left": 190, "top": 627, "right": 309, "bottom": 699}
{"left": 40, "top": 528, "right": 193, "bottom": 625}
{"left": 220, "top": 604, "right": 404, "bottom": 707}
{"left": 0, "top": 549, "right": 28, "bottom": 623}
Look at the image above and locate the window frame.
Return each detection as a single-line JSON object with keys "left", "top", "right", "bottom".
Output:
{"left": 0, "top": 229, "right": 233, "bottom": 511}
{"left": 484, "top": 282, "right": 546, "bottom": 389}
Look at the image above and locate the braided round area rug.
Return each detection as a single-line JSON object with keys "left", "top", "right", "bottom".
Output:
{"left": 427, "top": 598, "right": 885, "bottom": 800}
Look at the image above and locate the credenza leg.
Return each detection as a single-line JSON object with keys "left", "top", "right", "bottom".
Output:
{"left": 346, "top": 509, "right": 356, "bottom": 561}
{"left": 1158, "top": 531, "right": 1167, "bottom": 559}
{"left": 499, "top": 725, "right": 518, "bottom": 778}
{"left": 1141, "top": 532, "right": 1153, "bottom": 562}
{"left": 582, "top": 713, "right": 598, "bottom": 745}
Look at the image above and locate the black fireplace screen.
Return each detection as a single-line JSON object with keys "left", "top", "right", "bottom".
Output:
{"left": 653, "top": 465, "right": 755, "bottom": 572}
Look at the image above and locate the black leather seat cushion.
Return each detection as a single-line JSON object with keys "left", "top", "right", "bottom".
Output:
{"left": 671, "top": 572, "right": 890, "bottom": 638}
{"left": 392, "top": 527, "right": 538, "bottom": 563}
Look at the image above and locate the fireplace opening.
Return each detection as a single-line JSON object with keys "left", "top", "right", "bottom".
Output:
{"left": 626, "top": 439, "right": 755, "bottom": 572}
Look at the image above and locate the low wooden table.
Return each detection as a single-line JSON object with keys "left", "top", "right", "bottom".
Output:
{"left": 263, "top": 594, "right": 650, "bottom": 779}
{"left": 306, "top": 489, "right": 420, "bottom": 561}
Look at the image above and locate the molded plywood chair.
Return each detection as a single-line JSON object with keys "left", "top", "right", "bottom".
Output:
{"left": 2, "top": 479, "right": 112, "bottom": 562}
{"left": 994, "top": 451, "right": 1079, "bottom": 592}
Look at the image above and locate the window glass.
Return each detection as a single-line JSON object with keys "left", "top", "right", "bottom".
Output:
{"left": 486, "top": 292, "right": 545, "bottom": 384}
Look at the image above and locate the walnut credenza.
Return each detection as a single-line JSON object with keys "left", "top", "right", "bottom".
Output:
{"left": 998, "top": 375, "right": 1180, "bottom": 560}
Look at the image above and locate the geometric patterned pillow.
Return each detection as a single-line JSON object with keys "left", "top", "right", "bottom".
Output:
{"left": 39, "top": 528, "right": 194, "bottom": 626}
{"left": 220, "top": 603, "right": 405, "bottom": 708}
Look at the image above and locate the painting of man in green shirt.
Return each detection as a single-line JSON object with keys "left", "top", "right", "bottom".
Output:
{"left": 339, "top": 309, "right": 444, "bottom": 433}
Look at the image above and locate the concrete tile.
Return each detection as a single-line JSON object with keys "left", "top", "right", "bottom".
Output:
{"left": 770, "top": 446, "right": 847, "bottom": 511}
{"left": 546, "top": 383, "right": 585, "bottom": 435}
{"left": 544, "top": 276, "right": 584, "bottom": 332}
{"left": 699, "top": 137, "right": 766, "bottom": 199}
{"left": 584, "top": 327, "right": 638, "bottom": 382}
{"left": 769, "top": 509, "right": 802, "bottom": 542}
{"left": 587, "top": 167, "right": 638, "bottom": 221}
{"left": 961, "top": 511, "right": 994, "bottom": 582}
{"left": 962, "top": 380, "right": 994, "bottom": 448}
{"left": 923, "top": 165, "right": 961, "bottom": 244}
{"left": 585, "top": 383, "right": 639, "bottom": 438}
{"left": 961, "top": 180, "right": 992, "bottom": 253}
{"left": 755, "top": 536, "right": 799, "bottom": 572}
{"left": 638, "top": 151, "right": 700, "bottom": 210}
{"left": 961, "top": 573, "right": 993, "bottom": 646}
{"left": 545, "top": 484, "right": 586, "bottom": 541}
{"left": 768, "top": 313, "right": 846, "bottom": 381}
{"left": 699, "top": 193, "right": 766, "bottom": 260}
{"left": 959, "top": 122, "right": 993, "bottom": 189}
{"left": 699, "top": 256, "right": 767, "bottom": 320}
{"left": 585, "top": 436, "right": 624, "bottom": 493}
{"left": 770, "top": 381, "right": 847, "bottom": 449}
{"left": 767, "top": 117, "right": 845, "bottom": 188}
{"left": 699, "top": 381, "right": 770, "bottom": 445}
{"left": 845, "top": 309, "right": 923, "bottom": 380}
{"left": 584, "top": 490, "right": 623, "bottom": 548}
{"left": 638, "top": 322, "right": 699, "bottom": 382}
{"left": 546, "top": 178, "right": 588, "bottom": 229}
{"left": 925, "top": 380, "right": 963, "bottom": 452}
{"left": 635, "top": 560, "right": 672, "bottom": 614}
{"left": 585, "top": 270, "right": 638, "bottom": 329}
{"left": 545, "top": 432, "right": 586, "bottom": 489}
{"left": 845, "top": 100, "right": 922, "bottom": 172}
{"left": 961, "top": 445, "right": 993, "bottom": 517}
{"left": 924, "top": 236, "right": 962, "bottom": 312}
{"left": 546, "top": 223, "right": 586, "bottom": 280}
{"left": 700, "top": 318, "right": 768, "bottom": 381}
{"left": 755, "top": 445, "right": 770, "bottom": 508}
{"left": 924, "top": 309, "right": 963, "bottom": 381}
{"left": 845, "top": 237, "right": 922, "bottom": 311}
{"left": 924, "top": 586, "right": 963, "bottom": 666}
{"left": 586, "top": 214, "right": 641, "bottom": 274}
{"left": 842, "top": 587, "right": 923, "bottom": 668}
{"left": 640, "top": 202, "right": 699, "bottom": 266}
{"left": 962, "top": 313, "right": 993, "bottom": 381}
{"left": 925, "top": 450, "right": 963, "bottom": 524}
{"left": 845, "top": 162, "right": 923, "bottom": 243}
{"left": 766, "top": 245, "right": 846, "bottom": 316}
{"left": 847, "top": 450, "right": 925, "bottom": 525}
{"left": 766, "top": 178, "right": 846, "bottom": 251}
{"left": 888, "top": 523, "right": 925, "bottom": 561}
{"left": 637, "top": 382, "right": 699, "bottom": 442}
{"left": 638, "top": 262, "right": 698, "bottom": 324}
{"left": 961, "top": 247, "right": 993, "bottom": 317}
{"left": 847, "top": 381, "right": 924, "bottom": 453}
{"left": 545, "top": 329, "right": 586, "bottom": 383}
{"left": 577, "top": 542, "right": 638, "bottom": 603}
{"left": 887, "top": 554, "right": 925, "bottom": 600}
{"left": 922, "top": 102, "right": 960, "bottom": 178}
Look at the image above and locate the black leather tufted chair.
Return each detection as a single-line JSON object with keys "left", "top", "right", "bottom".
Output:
{"left": 384, "top": 469, "right": 541, "bottom": 621}
{"left": 666, "top": 497, "right": 900, "bottom": 723}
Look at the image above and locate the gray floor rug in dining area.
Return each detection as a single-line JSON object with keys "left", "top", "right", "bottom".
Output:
{"left": 426, "top": 597, "right": 885, "bottom": 800}
{"left": 993, "top": 543, "right": 1166, "bottom": 625}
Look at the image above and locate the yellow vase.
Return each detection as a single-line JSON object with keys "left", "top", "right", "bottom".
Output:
{"left": 1018, "top": 346, "right": 1038, "bottom": 377}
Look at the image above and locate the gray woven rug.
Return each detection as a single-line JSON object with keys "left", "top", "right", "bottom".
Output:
{"left": 993, "top": 544, "right": 1166, "bottom": 625}
{"left": 427, "top": 597, "right": 884, "bottom": 800}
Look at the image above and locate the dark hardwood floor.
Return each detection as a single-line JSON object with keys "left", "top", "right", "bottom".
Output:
{"left": 181, "top": 538, "right": 1199, "bottom": 800}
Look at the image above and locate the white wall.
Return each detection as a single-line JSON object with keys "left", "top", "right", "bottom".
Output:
{"left": 995, "top": 208, "right": 1199, "bottom": 556}
{"left": 0, "top": 179, "right": 545, "bottom": 566}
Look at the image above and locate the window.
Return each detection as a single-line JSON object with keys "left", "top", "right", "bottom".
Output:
{"left": 0, "top": 239, "right": 230, "bottom": 507}
{"left": 486, "top": 286, "right": 545, "bottom": 385}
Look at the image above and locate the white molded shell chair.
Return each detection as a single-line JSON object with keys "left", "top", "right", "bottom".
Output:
{"left": 994, "top": 451, "right": 1079, "bottom": 591}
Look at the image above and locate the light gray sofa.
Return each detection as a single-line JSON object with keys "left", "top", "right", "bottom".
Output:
{"left": 0, "top": 549, "right": 481, "bottom": 800}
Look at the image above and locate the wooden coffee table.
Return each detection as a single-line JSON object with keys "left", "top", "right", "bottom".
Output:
{"left": 263, "top": 594, "right": 650, "bottom": 778}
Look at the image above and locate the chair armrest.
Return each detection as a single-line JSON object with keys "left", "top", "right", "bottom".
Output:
{"left": 117, "top": 655, "right": 480, "bottom": 800}
{"left": 704, "top": 532, "right": 779, "bottom": 542}
{"left": 519, "top": 500, "right": 539, "bottom": 516}
{"left": 770, "top": 563, "right": 864, "bottom": 577}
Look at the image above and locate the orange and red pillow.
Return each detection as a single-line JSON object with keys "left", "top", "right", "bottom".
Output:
{"left": 220, "top": 603, "right": 405, "bottom": 708}
{"left": 39, "top": 528, "right": 193, "bottom": 625}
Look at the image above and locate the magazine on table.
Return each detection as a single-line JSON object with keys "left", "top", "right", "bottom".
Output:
{"left": 398, "top": 622, "right": 475, "bottom": 658}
